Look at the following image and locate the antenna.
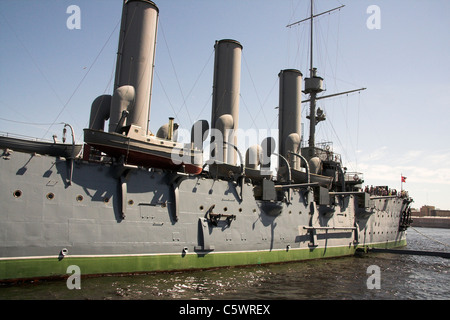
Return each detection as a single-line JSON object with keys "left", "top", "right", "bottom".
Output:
{"left": 286, "top": 4, "right": 345, "bottom": 27}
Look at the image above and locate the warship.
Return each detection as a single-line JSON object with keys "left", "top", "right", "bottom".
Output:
{"left": 0, "top": 0, "right": 413, "bottom": 282}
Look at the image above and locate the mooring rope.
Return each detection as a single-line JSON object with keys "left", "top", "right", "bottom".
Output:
{"left": 410, "top": 227, "right": 449, "bottom": 248}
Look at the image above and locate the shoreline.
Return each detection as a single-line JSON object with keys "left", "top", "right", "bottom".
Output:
{"left": 411, "top": 216, "right": 450, "bottom": 229}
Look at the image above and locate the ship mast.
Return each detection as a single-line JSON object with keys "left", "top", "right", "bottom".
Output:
{"left": 287, "top": 1, "right": 365, "bottom": 151}
{"left": 309, "top": 0, "right": 314, "bottom": 79}
{"left": 308, "top": 0, "right": 317, "bottom": 149}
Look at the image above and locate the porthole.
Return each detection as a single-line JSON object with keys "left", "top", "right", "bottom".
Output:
{"left": 128, "top": 199, "right": 134, "bottom": 206}
{"left": 46, "top": 192, "right": 55, "bottom": 200}
{"left": 104, "top": 197, "right": 109, "bottom": 203}
{"left": 223, "top": 207, "right": 228, "bottom": 212}
{"left": 13, "top": 190, "right": 22, "bottom": 198}
{"left": 238, "top": 208, "right": 242, "bottom": 212}
{"left": 76, "top": 195, "right": 83, "bottom": 202}
{"left": 199, "top": 205, "right": 204, "bottom": 210}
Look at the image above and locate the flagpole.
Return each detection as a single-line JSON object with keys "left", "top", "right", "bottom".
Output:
{"left": 401, "top": 173, "right": 403, "bottom": 192}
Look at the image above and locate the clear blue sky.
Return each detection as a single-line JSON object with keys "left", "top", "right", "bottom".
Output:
{"left": 1, "top": 0, "right": 449, "bottom": 210}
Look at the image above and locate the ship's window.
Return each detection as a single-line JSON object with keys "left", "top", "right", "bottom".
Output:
{"left": 76, "top": 195, "right": 83, "bottom": 202}
{"left": 238, "top": 208, "right": 242, "bottom": 212}
{"left": 46, "top": 192, "right": 55, "bottom": 200}
{"left": 104, "top": 197, "right": 109, "bottom": 203}
{"left": 13, "top": 190, "right": 22, "bottom": 198}
{"left": 199, "top": 205, "right": 204, "bottom": 210}
{"left": 128, "top": 199, "right": 134, "bottom": 206}
{"left": 223, "top": 207, "right": 228, "bottom": 212}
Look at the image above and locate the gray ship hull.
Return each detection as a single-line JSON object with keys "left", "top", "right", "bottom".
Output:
{"left": 0, "top": 149, "right": 409, "bottom": 281}
{"left": 0, "top": 0, "right": 413, "bottom": 282}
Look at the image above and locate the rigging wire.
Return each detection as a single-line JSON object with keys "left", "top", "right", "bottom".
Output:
{"left": 308, "top": 4, "right": 362, "bottom": 172}
{"left": 356, "top": 92, "right": 361, "bottom": 171}
{"left": 0, "top": 11, "right": 67, "bottom": 126}
{"left": 288, "top": 1, "right": 351, "bottom": 151}
{"left": 1, "top": 10, "right": 121, "bottom": 142}
{"left": 238, "top": 94, "right": 258, "bottom": 130}
{"left": 158, "top": 20, "right": 192, "bottom": 127}
{"left": 154, "top": 69, "right": 179, "bottom": 120}
{"left": 286, "top": 0, "right": 306, "bottom": 67}
{"left": 294, "top": 17, "right": 309, "bottom": 70}
{"left": 44, "top": 18, "right": 119, "bottom": 136}
{"left": 194, "top": 93, "right": 213, "bottom": 123}
{"left": 242, "top": 53, "right": 270, "bottom": 129}
{"left": 157, "top": 20, "right": 215, "bottom": 129}
{"left": 153, "top": 37, "right": 214, "bottom": 128}
{"left": 334, "top": 3, "right": 341, "bottom": 88}
{"left": 191, "top": 48, "right": 215, "bottom": 120}
{"left": 0, "top": 117, "right": 64, "bottom": 127}
{"left": 41, "top": 18, "right": 121, "bottom": 140}
{"left": 322, "top": 95, "right": 361, "bottom": 173}
{"left": 266, "top": 77, "right": 280, "bottom": 129}
{"left": 324, "top": 111, "right": 352, "bottom": 169}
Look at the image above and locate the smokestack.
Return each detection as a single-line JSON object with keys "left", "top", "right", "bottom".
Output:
{"left": 278, "top": 69, "right": 303, "bottom": 171}
{"left": 210, "top": 39, "right": 243, "bottom": 165}
{"left": 110, "top": 0, "right": 159, "bottom": 133}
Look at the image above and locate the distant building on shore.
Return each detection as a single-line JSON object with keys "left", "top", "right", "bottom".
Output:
{"left": 411, "top": 205, "right": 450, "bottom": 217}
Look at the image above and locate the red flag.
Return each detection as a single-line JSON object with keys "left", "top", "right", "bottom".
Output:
{"left": 401, "top": 176, "right": 406, "bottom": 183}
